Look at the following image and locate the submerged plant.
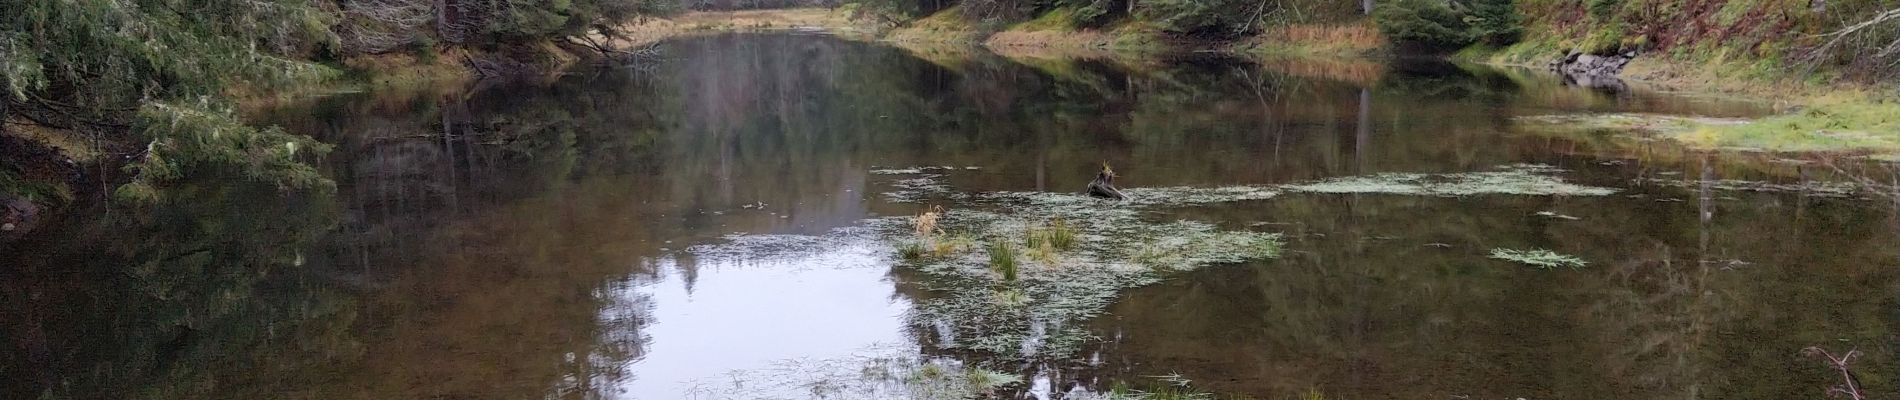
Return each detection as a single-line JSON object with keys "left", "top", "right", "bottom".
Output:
{"left": 1489, "top": 248, "right": 1588, "bottom": 269}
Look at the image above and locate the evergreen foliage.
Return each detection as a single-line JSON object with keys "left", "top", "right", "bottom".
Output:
{"left": 1, "top": 0, "right": 338, "bottom": 199}
{"left": 0, "top": 0, "right": 677, "bottom": 202}
{"left": 1372, "top": 0, "right": 1523, "bottom": 50}
{"left": 1140, "top": 0, "right": 1268, "bottom": 35}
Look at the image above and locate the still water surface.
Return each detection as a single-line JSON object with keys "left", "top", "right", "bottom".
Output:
{"left": 5, "top": 32, "right": 1898, "bottom": 399}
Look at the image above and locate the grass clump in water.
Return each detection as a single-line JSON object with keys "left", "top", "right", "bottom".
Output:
{"left": 900, "top": 206, "right": 974, "bottom": 260}
{"left": 899, "top": 241, "right": 927, "bottom": 260}
{"left": 1489, "top": 248, "right": 1588, "bottom": 269}
{"left": 987, "top": 239, "right": 1019, "bottom": 282}
{"left": 1024, "top": 218, "right": 1078, "bottom": 251}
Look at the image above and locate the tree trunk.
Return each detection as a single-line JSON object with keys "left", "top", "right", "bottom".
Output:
{"left": 1127, "top": 0, "right": 1136, "bottom": 15}
{"left": 1362, "top": 0, "right": 1373, "bottom": 14}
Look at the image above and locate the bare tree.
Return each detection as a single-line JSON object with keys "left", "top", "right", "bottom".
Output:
{"left": 1802, "top": 346, "right": 1866, "bottom": 400}
{"left": 1807, "top": 7, "right": 1900, "bottom": 75}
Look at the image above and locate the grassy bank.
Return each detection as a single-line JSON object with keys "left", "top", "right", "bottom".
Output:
{"left": 1458, "top": 16, "right": 1900, "bottom": 157}
{"left": 879, "top": 5, "right": 1385, "bottom": 56}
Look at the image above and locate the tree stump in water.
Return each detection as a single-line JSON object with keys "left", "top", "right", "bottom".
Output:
{"left": 1086, "top": 165, "right": 1127, "bottom": 200}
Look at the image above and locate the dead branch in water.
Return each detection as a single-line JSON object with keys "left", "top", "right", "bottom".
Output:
{"left": 1802, "top": 346, "right": 1867, "bottom": 400}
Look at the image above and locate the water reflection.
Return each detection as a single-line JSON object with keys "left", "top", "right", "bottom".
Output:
{"left": 8, "top": 31, "right": 1897, "bottom": 399}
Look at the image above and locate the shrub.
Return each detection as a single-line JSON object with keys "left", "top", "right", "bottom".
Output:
{"left": 1373, "top": 0, "right": 1523, "bottom": 50}
{"left": 1464, "top": 0, "right": 1523, "bottom": 45}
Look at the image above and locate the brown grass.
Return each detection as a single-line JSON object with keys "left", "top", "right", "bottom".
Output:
{"left": 607, "top": 9, "right": 867, "bottom": 49}
{"left": 1239, "top": 23, "right": 1386, "bottom": 57}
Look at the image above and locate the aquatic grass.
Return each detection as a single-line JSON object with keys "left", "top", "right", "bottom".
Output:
{"left": 933, "top": 233, "right": 973, "bottom": 257}
{"left": 1024, "top": 218, "right": 1078, "bottom": 251}
{"left": 1028, "top": 240, "right": 1061, "bottom": 265}
{"left": 899, "top": 241, "right": 927, "bottom": 261}
{"left": 1489, "top": 248, "right": 1588, "bottom": 269}
{"left": 987, "top": 239, "right": 1019, "bottom": 282}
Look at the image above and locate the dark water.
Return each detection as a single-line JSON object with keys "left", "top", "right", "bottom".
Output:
{"left": 5, "top": 32, "right": 1897, "bottom": 399}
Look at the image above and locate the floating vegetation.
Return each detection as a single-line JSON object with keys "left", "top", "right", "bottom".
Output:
{"left": 898, "top": 208, "right": 1280, "bottom": 360}
{"left": 1489, "top": 248, "right": 1588, "bottom": 270}
{"left": 1635, "top": 177, "right": 1869, "bottom": 198}
{"left": 680, "top": 344, "right": 1019, "bottom": 400}
{"left": 886, "top": 175, "right": 959, "bottom": 202}
{"left": 1514, "top": 113, "right": 1744, "bottom": 136}
{"left": 883, "top": 165, "right": 1611, "bottom": 206}
{"left": 872, "top": 166, "right": 982, "bottom": 175}
{"left": 869, "top": 164, "right": 1619, "bottom": 361}
{"left": 687, "top": 224, "right": 899, "bottom": 269}
{"left": 1280, "top": 164, "right": 1619, "bottom": 197}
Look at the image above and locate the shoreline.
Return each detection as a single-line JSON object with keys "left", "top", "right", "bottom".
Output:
{"left": 9, "top": 9, "right": 1895, "bottom": 220}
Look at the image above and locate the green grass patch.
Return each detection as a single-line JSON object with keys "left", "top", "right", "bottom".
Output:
{"left": 1680, "top": 98, "right": 1900, "bottom": 155}
{"left": 1489, "top": 248, "right": 1588, "bottom": 269}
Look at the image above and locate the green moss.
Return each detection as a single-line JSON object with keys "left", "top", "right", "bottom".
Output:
{"left": 0, "top": 168, "right": 72, "bottom": 204}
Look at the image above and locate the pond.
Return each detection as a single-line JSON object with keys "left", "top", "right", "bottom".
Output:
{"left": 5, "top": 32, "right": 1898, "bottom": 399}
